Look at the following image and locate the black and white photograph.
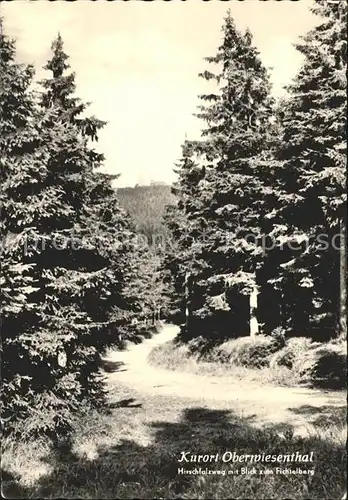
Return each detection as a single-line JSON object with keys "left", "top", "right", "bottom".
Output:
{"left": 0, "top": 0, "right": 347, "bottom": 498}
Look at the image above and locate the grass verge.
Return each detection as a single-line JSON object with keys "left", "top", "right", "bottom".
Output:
{"left": 147, "top": 340, "right": 301, "bottom": 387}
{"left": 148, "top": 336, "right": 347, "bottom": 390}
{"left": 1, "top": 385, "right": 346, "bottom": 499}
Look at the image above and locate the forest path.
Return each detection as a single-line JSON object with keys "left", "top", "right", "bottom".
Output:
{"left": 104, "top": 323, "right": 346, "bottom": 437}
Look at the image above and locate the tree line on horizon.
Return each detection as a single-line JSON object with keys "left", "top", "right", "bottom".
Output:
{"left": 162, "top": 0, "right": 347, "bottom": 343}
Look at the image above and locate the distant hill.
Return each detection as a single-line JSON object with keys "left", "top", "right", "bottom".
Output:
{"left": 116, "top": 184, "right": 176, "bottom": 244}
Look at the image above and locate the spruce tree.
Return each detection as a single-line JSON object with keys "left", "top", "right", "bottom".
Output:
{"left": 39, "top": 34, "right": 161, "bottom": 345}
{"left": 0, "top": 24, "right": 90, "bottom": 435}
{"left": 0, "top": 29, "right": 142, "bottom": 436}
{"left": 268, "top": 0, "right": 347, "bottom": 339}
{"left": 1, "top": 20, "right": 39, "bottom": 432}
{"left": 164, "top": 13, "right": 276, "bottom": 341}
{"left": 161, "top": 142, "right": 206, "bottom": 326}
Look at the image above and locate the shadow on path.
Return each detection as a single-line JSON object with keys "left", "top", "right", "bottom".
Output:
{"left": 3, "top": 403, "right": 346, "bottom": 499}
{"left": 107, "top": 398, "right": 142, "bottom": 409}
{"left": 101, "top": 360, "right": 127, "bottom": 373}
{"left": 288, "top": 404, "right": 346, "bottom": 428}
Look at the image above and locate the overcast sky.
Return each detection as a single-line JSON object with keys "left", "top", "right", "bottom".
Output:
{"left": 1, "top": 1, "right": 318, "bottom": 187}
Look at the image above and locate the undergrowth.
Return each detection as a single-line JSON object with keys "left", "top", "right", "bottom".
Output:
{"left": 148, "top": 334, "right": 347, "bottom": 390}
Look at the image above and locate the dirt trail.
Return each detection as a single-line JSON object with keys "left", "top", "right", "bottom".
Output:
{"left": 104, "top": 323, "right": 346, "bottom": 436}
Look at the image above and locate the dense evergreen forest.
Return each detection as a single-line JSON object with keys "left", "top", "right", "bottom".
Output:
{"left": 0, "top": 0, "right": 346, "bottom": 447}
{"left": 117, "top": 183, "right": 175, "bottom": 244}
{"left": 0, "top": 26, "right": 166, "bottom": 436}
{"left": 162, "top": 1, "right": 347, "bottom": 344}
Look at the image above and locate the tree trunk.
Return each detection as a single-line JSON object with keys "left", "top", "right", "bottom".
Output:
{"left": 339, "top": 217, "right": 347, "bottom": 338}
{"left": 250, "top": 287, "right": 259, "bottom": 337}
{"left": 185, "top": 271, "right": 191, "bottom": 336}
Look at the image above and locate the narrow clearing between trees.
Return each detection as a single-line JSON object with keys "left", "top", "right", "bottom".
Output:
{"left": 104, "top": 324, "right": 346, "bottom": 438}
